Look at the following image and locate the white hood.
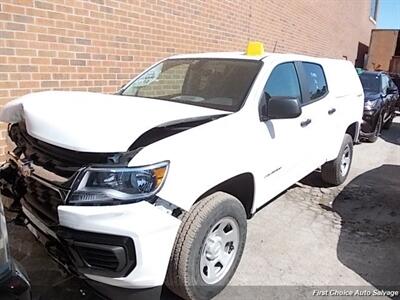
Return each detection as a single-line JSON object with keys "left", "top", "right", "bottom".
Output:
{"left": 0, "top": 91, "right": 226, "bottom": 152}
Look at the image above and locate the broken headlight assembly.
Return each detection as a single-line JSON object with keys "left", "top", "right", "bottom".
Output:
{"left": 69, "top": 161, "right": 169, "bottom": 205}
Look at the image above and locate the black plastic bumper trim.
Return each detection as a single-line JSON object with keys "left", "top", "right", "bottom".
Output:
{"left": 56, "top": 227, "right": 136, "bottom": 278}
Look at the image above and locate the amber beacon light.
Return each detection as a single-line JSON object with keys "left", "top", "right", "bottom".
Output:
{"left": 246, "top": 41, "right": 265, "bottom": 56}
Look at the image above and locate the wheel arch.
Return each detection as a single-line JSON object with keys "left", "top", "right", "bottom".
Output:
{"left": 195, "top": 173, "right": 255, "bottom": 219}
{"left": 345, "top": 121, "right": 359, "bottom": 143}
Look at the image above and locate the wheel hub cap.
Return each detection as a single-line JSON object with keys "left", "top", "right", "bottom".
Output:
{"left": 205, "top": 236, "right": 223, "bottom": 260}
{"left": 200, "top": 217, "right": 239, "bottom": 284}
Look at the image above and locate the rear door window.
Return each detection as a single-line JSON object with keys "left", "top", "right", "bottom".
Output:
{"left": 302, "top": 62, "right": 328, "bottom": 103}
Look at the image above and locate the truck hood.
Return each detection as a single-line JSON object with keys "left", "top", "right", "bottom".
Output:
{"left": 0, "top": 91, "right": 228, "bottom": 152}
{"left": 363, "top": 91, "right": 381, "bottom": 102}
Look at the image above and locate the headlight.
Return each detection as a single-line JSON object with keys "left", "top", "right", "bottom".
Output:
{"left": 0, "top": 199, "right": 10, "bottom": 275}
{"left": 69, "top": 161, "right": 169, "bottom": 205}
{"left": 364, "top": 100, "right": 378, "bottom": 111}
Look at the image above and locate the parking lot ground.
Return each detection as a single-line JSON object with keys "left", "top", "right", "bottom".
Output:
{"left": 6, "top": 117, "right": 400, "bottom": 300}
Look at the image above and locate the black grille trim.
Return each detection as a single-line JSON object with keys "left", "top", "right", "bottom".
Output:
{"left": 22, "top": 177, "right": 67, "bottom": 226}
{"left": 9, "top": 122, "right": 118, "bottom": 178}
{"left": 57, "top": 227, "right": 136, "bottom": 278}
{"left": 75, "top": 243, "right": 125, "bottom": 271}
{"left": 9, "top": 122, "right": 123, "bottom": 225}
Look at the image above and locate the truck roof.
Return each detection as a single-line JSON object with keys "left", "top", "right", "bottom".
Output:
{"left": 169, "top": 51, "right": 270, "bottom": 60}
{"left": 169, "top": 51, "right": 349, "bottom": 65}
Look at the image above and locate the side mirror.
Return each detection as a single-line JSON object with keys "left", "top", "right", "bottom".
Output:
{"left": 260, "top": 93, "right": 302, "bottom": 121}
{"left": 387, "top": 87, "right": 397, "bottom": 95}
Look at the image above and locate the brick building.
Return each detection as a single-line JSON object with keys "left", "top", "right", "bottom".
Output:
{"left": 366, "top": 29, "right": 400, "bottom": 72}
{"left": 0, "top": 0, "right": 376, "bottom": 159}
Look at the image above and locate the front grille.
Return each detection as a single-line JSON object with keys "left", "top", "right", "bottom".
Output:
{"left": 23, "top": 177, "right": 66, "bottom": 226}
{"left": 76, "top": 246, "right": 121, "bottom": 271}
{"left": 10, "top": 122, "right": 116, "bottom": 178}
{"left": 8, "top": 122, "right": 119, "bottom": 225}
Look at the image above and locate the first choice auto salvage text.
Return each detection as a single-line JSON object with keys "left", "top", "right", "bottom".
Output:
{"left": 312, "top": 289, "right": 399, "bottom": 297}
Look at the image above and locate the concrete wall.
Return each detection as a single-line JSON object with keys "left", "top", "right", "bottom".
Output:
{"left": 366, "top": 30, "right": 399, "bottom": 71}
{"left": 0, "top": 0, "right": 375, "bottom": 159}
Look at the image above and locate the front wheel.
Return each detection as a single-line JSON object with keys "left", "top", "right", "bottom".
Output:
{"left": 321, "top": 134, "right": 353, "bottom": 186}
{"left": 166, "top": 192, "right": 247, "bottom": 300}
{"left": 368, "top": 114, "right": 382, "bottom": 143}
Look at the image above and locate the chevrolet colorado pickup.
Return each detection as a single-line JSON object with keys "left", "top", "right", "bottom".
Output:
{"left": 0, "top": 42, "right": 363, "bottom": 300}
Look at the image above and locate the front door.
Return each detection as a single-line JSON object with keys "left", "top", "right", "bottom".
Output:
{"left": 253, "top": 62, "right": 316, "bottom": 207}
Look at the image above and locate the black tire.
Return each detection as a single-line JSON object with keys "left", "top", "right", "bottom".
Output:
{"left": 382, "top": 116, "right": 393, "bottom": 130}
{"left": 321, "top": 134, "right": 353, "bottom": 186}
{"left": 368, "top": 114, "right": 382, "bottom": 143}
{"left": 166, "top": 192, "right": 247, "bottom": 300}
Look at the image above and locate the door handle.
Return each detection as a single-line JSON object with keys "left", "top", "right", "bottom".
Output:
{"left": 328, "top": 108, "right": 336, "bottom": 115}
{"left": 300, "top": 119, "right": 312, "bottom": 127}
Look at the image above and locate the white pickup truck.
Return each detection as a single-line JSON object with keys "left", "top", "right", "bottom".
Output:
{"left": 0, "top": 42, "right": 363, "bottom": 299}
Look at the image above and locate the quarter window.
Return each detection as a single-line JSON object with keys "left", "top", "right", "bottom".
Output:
{"left": 302, "top": 63, "right": 328, "bottom": 102}
{"left": 264, "top": 63, "right": 301, "bottom": 100}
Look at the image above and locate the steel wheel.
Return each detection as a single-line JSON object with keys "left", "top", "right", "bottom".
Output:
{"left": 200, "top": 217, "right": 239, "bottom": 284}
{"left": 166, "top": 192, "right": 247, "bottom": 300}
{"left": 340, "top": 144, "right": 351, "bottom": 176}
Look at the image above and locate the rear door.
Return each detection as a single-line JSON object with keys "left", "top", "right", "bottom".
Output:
{"left": 296, "top": 61, "right": 332, "bottom": 169}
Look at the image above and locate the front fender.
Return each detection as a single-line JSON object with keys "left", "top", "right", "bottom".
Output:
{"left": 127, "top": 115, "right": 254, "bottom": 211}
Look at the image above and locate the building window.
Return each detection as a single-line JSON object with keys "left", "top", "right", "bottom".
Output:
{"left": 370, "top": 0, "right": 379, "bottom": 21}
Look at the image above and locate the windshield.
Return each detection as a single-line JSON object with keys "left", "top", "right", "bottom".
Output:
{"left": 121, "top": 59, "right": 262, "bottom": 112}
{"left": 359, "top": 73, "right": 381, "bottom": 93}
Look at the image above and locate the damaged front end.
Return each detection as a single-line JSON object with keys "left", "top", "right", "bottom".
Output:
{"left": 0, "top": 122, "right": 145, "bottom": 277}
{"left": 0, "top": 121, "right": 184, "bottom": 288}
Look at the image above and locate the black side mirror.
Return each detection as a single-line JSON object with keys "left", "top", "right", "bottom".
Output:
{"left": 260, "top": 93, "right": 302, "bottom": 121}
{"left": 387, "top": 87, "right": 397, "bottom": 95}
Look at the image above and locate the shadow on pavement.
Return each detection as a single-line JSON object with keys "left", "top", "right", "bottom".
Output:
{"left": 299, "top": 169, "right": 330, "bottom": 188}
{"left": 381, "top": 121, "right": 400, "bottom": 146}
{"left": 332, "top": 165, "right": 400, "bottom": 292}
{"left": 37, "top": 278, "right": 181, "bottom": 300}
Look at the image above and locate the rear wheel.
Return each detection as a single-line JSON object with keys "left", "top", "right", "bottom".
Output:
{"left": 321, "top": 134, "right": 353, "bottom": 186}
{"left": 166, "top": 192, "right": 247, "bottom": 300}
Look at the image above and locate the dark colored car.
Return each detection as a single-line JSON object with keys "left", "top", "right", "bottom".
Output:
{"left": 0, "top": 198, "right": 31, "bottom": 300}
{"left": 358, "top": 71, "right": 399, "bottom": 142}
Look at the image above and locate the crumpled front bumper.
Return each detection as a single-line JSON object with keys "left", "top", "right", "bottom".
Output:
{"left": 23, "top": 200, "right": 181, "bottom": 289}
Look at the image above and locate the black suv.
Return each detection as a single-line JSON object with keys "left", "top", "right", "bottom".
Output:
{"left": 0, "top": 198, "right": 31, "bottom": 300}
{"left": 359, "top": 71, "right": 399, "bottom": 142}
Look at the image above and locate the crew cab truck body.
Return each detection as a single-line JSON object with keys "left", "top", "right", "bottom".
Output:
{"left": 0, "top": 43, "right": 363, "bottom": 300}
